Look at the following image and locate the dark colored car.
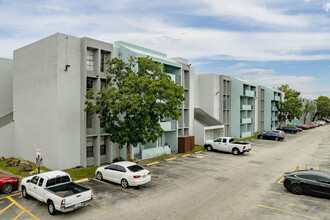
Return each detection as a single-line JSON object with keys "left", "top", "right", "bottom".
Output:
{"left": 277, "top": 126, "right": 299, "bottom": 134}
{"left": 0, "top": 174, "right": 20, "bottom": 194}
{"left": 257, "top": 131, "right": 284, "bottom": 141}
{"left": 283, "top": 170, "right": 330, "bottom": 197}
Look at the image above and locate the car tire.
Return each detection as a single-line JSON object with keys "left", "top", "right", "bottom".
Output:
{"left": 48, "top": 200, "right": 57, "bottom": 215}
{"left": 21, "top": 186, "right": 29, "bottom": 198}
{"left": 206, "top": 145, "right": 213, "bottom": 151}
{"left": 275, "top": 137, "right": 279, "bottom": 141}
{"left": 121, "top": 179, "right": 129, "bottom": 189}
{"left": 290, "top": 184, "right": 304, "bottom": 195}
{"left": 232, "top": 148, "right": 240, "bottom": 155}
{"left": 96, "top": 171, "right": 103, "bottom": 180}
{"left": 1, "top": 183, "right": 13, "bottom": 194}
{"left": 259, "top": 136, "right": 263, "bottom": 139}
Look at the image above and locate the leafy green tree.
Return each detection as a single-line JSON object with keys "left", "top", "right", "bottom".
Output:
{"left": 277, "top": 84, "right": 303, "bottom": 126}
{"left": 315, "top": 96, "right": 330, "bottom": 119}
{"left": 85, "top": 57, "right": 185, "bottom": 161}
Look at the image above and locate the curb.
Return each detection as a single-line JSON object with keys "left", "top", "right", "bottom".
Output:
{"left": 146, "top": 161, "right": 159, "bottom": 166}
{"left": 165, "top": 157, "right": 176, "bottom": 162}
{"left": 74, "top": 178, "right": 89, "bottom": 183}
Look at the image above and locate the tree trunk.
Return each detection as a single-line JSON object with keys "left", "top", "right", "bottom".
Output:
{"left": 126, "top": 142, "right": 131, "bottom": 161}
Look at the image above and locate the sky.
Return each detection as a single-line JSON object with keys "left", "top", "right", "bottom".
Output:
{"left": 0, "top": 0, "right": 329, "bottom": 99}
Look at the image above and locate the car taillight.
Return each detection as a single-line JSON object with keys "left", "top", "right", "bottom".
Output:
{"left": 243, "top": 146, "right": 246, "bottom": 150}
{"left": 61, "top": 199, "right": 66, "bottom": 207}
{"left": 147, "top": 172, "right": 150, "bottom": 175}
{"left": 134, "top": 175, "right": 141, "bottom": 179}
{"left": 91, "top": 191, "right": 93, "bottom": 198}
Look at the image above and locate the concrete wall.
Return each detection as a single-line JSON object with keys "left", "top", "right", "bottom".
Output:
{"left": 0, "top": 123, "right": 14, "bottom": 157}
{"left": 14, "top": 33, "right": 82, "bottom": 170}
{"left": 0, "top": 58, "right": 13, "bottom": 117}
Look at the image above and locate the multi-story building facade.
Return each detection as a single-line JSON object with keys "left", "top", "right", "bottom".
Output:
{"left": 257, "top": 86, "right": 283, "bottom": 132}
{"left": 0, "top": 58, "right": 14, "bottom": 157}
{"left": 301, "top": 97, "right": 317, "bottom": 124}
{"left": 13, "top": 33, "right": 117, "bottom": 169}
{"left": 114, "top": 41, "right": 193, "bottom": 160}
{"left": 230, "top": 76, "right": 256, "bottom": 139}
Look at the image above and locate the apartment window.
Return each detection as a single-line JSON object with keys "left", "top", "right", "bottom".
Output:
{"left": 100, "top": 52, "right": 110, "bottom": 72}
{"left": 223, "top": 100, "right": 227, "bottom": 110}
{"left": 87, "top": 113, "right": 93, "bottom": 128}
{"left": 100, "top": 119, "right": 106, "bottom": 128}
{"left": 100, "top": 145, "right": 106, "bottom": 155}
{"left": 87, "top": 78, "right": 94, "bottom": 91}
{"left": 87, "top": 146, "right": 93, "bottom": 157}
{"left": 86, "top": 50, "right": 94, "bottom": 71}
{"left": 101, "top": 79, "right": 107, "bottom": 91}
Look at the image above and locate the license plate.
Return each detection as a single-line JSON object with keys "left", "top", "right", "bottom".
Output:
{"left": 143, "top": 175, "right": 146, "bottom": 178}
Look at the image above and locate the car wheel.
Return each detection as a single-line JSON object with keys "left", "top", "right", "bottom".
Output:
{"left": 21, "top": 186, "right": 29, "bottom": 198}
{"left": 275, "top": 137, "right": 279, "bottom": 141}
{"left": 121, "top": 179, "right": 129, "bottom": 189}
{"left": 96, "top": 171, "right": 103, "bottom": 180}
{"left": 1, "top": 183, "right": 13, "bottom": 194}
{"left": 232, "top": 148, "right": 240, "bottom": 155}
{"left": 290, "top": 184, "right": 304, "bottom": 195}
{"left": 259, "top": 136, "right": 263, "bottom": 139}
{"left": 48, "top": 200, "right": 57, "bottom": 215}
{"left": 206, "top": 145, "right": 213, "bottom": 151}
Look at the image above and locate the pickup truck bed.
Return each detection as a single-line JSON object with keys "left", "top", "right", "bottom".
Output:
{"left": 48, "top": 182, "right": 89, "bottom": 198}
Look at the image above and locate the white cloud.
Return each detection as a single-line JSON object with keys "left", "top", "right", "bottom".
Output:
{"left": 323, "top": 3, "right": 330, "bottom": 12}
{"left": 304, "top": 0, "right": 313, "bottom": 3}
{"left": 38, "top": 5, "right": 69, "bottom": 13}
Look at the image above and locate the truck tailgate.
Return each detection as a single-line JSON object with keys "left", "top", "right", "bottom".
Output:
{"left": 64, "top": 189, "right": 92, "bottom": 208}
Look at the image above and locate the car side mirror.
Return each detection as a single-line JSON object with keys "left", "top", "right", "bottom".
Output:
{"left": 27, "top": 180, "right": 31, "bottom": 183}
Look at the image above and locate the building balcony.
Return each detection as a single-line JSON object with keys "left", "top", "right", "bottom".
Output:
{"left": 241, "top": 104, "right": 252, "bottom": 110}
{"left": 241, "top": 117, "right": 252, "bottom": 124}
{"left": 160, "top": 121, "right": 177, "bottom": 131}
{"left": 272, "top": 106, "right": 278, "bottom": 111}
{"left": 274, "top": 95, "right": 281, "bottom": 101}
{"left": 245, "top": 90, "right": 255, "bottom": 97}
{"left": 272, "top": 116, "right": 278, "bottom": 121}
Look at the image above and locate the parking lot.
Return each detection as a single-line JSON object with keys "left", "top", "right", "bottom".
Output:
{"left": 1, "top": 125, "right": 330, "bottom": 219}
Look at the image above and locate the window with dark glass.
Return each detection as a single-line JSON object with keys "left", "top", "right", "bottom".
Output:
{"left": 38, "top": 178, "right": 44, "bottom": 187}
{"left": 116, "top": 165, "right": 126, "bottom": 173}
{"left": 87, "top": 146, "right": 93, "bottom": 157}
{"left": 101, "top": 79, "right": 107, "bottom": 91}
{"left": 100, "top": 145, "right": 106, "bottom": 155}
{"left": 87, "top": 78, "right": 94, "bottom": 91}
{"left": 87, "top": 113, "right": 93, "bottom": 128}
{"left": 31, "top": 176, "right": 40, "bottom": 185}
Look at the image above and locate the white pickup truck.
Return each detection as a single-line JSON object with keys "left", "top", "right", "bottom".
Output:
{"left": 204, "top": 137, "right": 251, "bottom": 155}
{"left": 20, "top": 171, "right": 93, "bottom": 215}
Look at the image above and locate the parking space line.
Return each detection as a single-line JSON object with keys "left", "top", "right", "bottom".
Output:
{"left": 13, "top": 210, "right": 25, "bottom": 220}
{"left": 257, "top": 204, "right": 321, "bottom": 220}
{"left": 194, "top": 151, "right": 204, "bottom": 154}
{"left": 165, "top": 157, "right": 176, "bottom": 162}
{"left": 151, "top": 180, "right": 170, "bottom": 187}
{"left": 0, "top": 192, "right": 20, "bottom": 200}
{"left": 277, "top": 168, "right": 295, "bottom": 184}
{"left": 7, "top": 196, "right": 40, "bottom": 220}
{"left": 92, "top": 178, "right": 141, "bottom": 197}
{"left": 89, "top": 203, "right": 105, "bottom": 212}
{"left": 249, "top": 150, "right": 260, "bottom": 155}
{"left": 270, "top": 191, "right": 282, "bottom": 195}
{"left": 180, "top": 154, "right": 191, "bottom": 158}
{"left": 0, "top": 202, "right": 14, "bottom": 214}
{"left": 146, "top": 162, "right": 159, "bottom": 166}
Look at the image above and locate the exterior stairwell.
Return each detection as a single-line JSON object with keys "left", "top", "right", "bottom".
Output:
{"left": 0, "top": 112, "right": 13, "bottom": 128}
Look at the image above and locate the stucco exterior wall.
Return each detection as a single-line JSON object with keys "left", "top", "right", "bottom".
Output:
{"left": 0, "top": 58, "right": 13, "bottom": 117}
{"left": 13, "top": 33, "right": 82, "bottom": 170}
{"left": 0, "top": 123, "right": 14, "bottom": 157}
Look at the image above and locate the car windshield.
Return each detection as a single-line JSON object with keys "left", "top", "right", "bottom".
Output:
{"left": 127, "top": 165, "right": 144, "bottom": 172}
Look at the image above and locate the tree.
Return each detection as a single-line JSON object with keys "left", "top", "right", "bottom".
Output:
{"left": 315, "top": 96, "right": 330, "bottom": 119}
{"left": 302, "top": 102, "right": 316, "bottom": 124}
{"left": 277, "top": 84, "right": 303, "bottom": 126}
{"left": 85, "top": 57, "right": 185, "bottom": 161}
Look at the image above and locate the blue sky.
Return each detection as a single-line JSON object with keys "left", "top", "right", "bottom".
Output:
{"left": 0, "top": 0, "right": 329, "bottom": 99}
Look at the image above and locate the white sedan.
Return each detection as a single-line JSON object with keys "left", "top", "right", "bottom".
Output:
{"left": 95, "top": 161, "right": 151, "bottom": 188}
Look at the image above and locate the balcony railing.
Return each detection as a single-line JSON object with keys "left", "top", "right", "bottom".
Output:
{"left": 274, "top": 96, "right": 281, "bottom": 101}
{"left": 241, "top": 117, "right": 252, "bottom": 124}
{"left": 241, "top": 105, "right": 252, "bottom": 110}
{"left": 245, "top": 90, "right": 255, "bottom": 97}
